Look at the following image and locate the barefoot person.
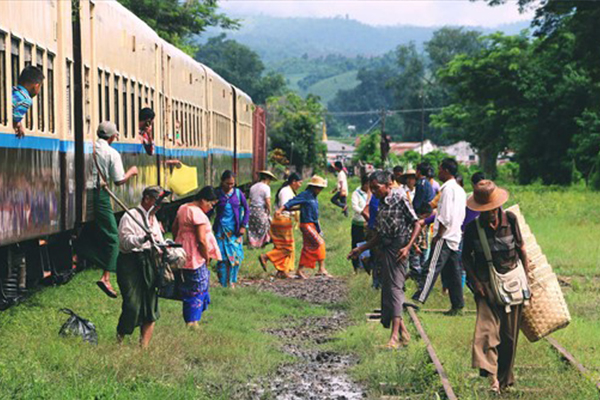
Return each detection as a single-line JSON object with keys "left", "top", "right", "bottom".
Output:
{"left": 462, "top": 180, "right": 529, "bottom": 393}
{"left": 172, "top": 186, "right": 221, "bottom": 327}
{"left": 116, "top": 186, "right": 167, "bottom": 348}
{"left": 259, "top": 173, "right": 303, "bottom": 278}
{"left": 349, "top": 171, "right": 422, "bottom": 349}
{"left": 213, "top": 170, "right": 249, "bottom": 288}
{"left": 77, "top": 122, "right": 138, "bottom": 298}
{"left": 276, "top": 176, "right": 330, "bottom": 279}
{"left": 248, "top": 171, "right": 277, "bottom": 248}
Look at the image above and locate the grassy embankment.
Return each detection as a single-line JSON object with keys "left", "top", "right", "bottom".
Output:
{"left": 0, "top": 178, "right": 599, "bottom": 399}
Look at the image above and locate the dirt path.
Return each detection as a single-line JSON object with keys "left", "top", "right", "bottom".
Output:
{"left": 246, "top": 276, "right": 366, "bottom": 400}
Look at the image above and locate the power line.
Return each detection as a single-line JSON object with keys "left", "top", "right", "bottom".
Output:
{"left": 327, "top": 107, "right": 444, "bottom": 116}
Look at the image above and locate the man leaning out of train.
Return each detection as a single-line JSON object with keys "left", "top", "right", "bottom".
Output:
{"left": 13, "top": 66, "right": 44, "bottom": 138}
{"left": 116, "top": 186, "right": 167, "bottom": 348}
{"left": 76, "top": 122, "right": 138, "bottom": 298}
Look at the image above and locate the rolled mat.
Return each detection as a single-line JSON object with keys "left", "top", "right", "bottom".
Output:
{"left": 507, "top": 205, "right": 571, "bottom": 342}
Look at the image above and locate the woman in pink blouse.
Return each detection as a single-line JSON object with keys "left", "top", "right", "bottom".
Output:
{"left": 172, "top": 186, "right": 221, "bottom": 327}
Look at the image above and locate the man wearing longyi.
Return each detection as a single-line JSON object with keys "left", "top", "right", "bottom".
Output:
{"left": 462, "top": 180, "right": 530, "bottom": 393}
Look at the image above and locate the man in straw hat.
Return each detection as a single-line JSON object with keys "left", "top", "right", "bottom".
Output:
{"left": 462, "top": 180, "right": 530, "bottom": 393}
{"left": 277, "top": 175, "right": 331, "bottom": 279}
{"left": 248, "top": 170, "right": 278, "bottom": 249}
{"left": 77, "top": 122, "right": 139, "bottom": 298}
{"left": 412, "top": 158, "right": 466, "bottom": 314}
{"left": 349, "top": 170, "right": 422, "bottom": 349}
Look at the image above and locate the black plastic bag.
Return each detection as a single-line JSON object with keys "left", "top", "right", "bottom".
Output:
{"left": 58, "top": 308, "right": 98, "bottom": 345}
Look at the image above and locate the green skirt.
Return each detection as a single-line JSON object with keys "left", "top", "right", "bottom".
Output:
{"left": 116, "top": 251, "right": 160, "bottom": 335}
{"left": 76, "top": 189, "right": 119, "bottom": 273}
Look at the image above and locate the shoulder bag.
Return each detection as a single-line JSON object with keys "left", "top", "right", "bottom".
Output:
{"left": 476, "top": 217, "right": 531, "bottom": 313}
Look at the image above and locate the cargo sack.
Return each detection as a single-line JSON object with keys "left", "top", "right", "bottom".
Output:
{"left": 506, "top": 205, "right": 571, "bottom": 342}
{"left": 58, "top": 308, "right": 98, "bottom": 345}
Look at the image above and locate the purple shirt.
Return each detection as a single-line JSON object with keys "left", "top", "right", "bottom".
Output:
{"left": 423, "top": 206, "right": 479, "bottom": 233}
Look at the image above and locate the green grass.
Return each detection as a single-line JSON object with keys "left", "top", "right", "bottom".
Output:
{"left": 1, "top": 178, "right": 600, "bottom": 398}
{"left": 304, "top": 70, "right": 359, "bottom": 105}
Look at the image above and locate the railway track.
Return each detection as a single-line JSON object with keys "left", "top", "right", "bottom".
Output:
{"left": 367, "top": 308, "right": 600, "bottom": 399}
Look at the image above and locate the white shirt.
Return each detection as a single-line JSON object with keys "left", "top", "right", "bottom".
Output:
{"left": 337, "top": 170, "right": 348, "bottom": 196}
{"left": 91, "top": 138, "right": 125, "bottom": 188}
{"left": 433, "top": 178, "right": 466, "bottom": 251}
{"left": 351, "top": 187, "right": 369, "bottom": 224}
{"left": 277, "top": 185, "right": 296, "bottom": 217}
{"left": 249, "top": 182, "right": 271, "bottom": 208}
{"left": 118, "top": 206, "right": 165, "bottom": 253}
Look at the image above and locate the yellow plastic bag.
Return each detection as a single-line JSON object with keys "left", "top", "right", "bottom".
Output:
{"left": 168, "top": 163, "right": 198, "bottom": 196}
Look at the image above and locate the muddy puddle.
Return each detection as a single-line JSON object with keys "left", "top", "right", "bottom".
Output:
{"left": 245, "top": 277, "right": 366, "bottom": 400}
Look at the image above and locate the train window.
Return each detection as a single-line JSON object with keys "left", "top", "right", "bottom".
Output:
{"left": 84, "top": 66, "right": 91, "bottom": 133}
{"left": 98, "top": 69, "right": 103, "bottom": 122}
{"left": 47, "top": 54, "right": 55, "bottom": 133}
{"left": 130, "top": 80, "right": 135, "bottom": 137}
{"left": 192, "top": 106, "right": 196, "bottom": 147}
{"left": 0, "top": 32, "right": 6, "bottom": 126}
{"left": 36, "top": 49, "right": 44, "bottom": 132}
{"left": 122, "top": 78, "right": 128, "bottom": 138}
{"left": 104, "top": 73, "right": 110, "bottom": 121}
{"left": 113, "top": 75, "right": 119, "bottom": 131}
{"left": 150, "top": 88, "right": 154, "bottom": 110}
{"left": 10, "top": 36, "right": 20, "bottom": 87}
{"left": 138, "top": 83, "right": 142, "bottom": 110}
{"left": 23, "top": 44, "right": 33, "bottom": 130}
{"left": 145, "top": 86, "right": 149, "bottom": 107}
{"left": 66, "top": 60, "right": 72, "bottom": 134}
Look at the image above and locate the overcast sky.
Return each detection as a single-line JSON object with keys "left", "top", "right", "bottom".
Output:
{"left": 219, "top": 0, "right": 534, "bottom": 27}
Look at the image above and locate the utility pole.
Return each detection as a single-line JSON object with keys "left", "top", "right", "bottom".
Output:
{"left": 380, "top": 108, "right": 390, "bottom": 165}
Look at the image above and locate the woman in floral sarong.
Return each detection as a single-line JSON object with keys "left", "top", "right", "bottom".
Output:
{"left": 172, "top": 186, "right": 221, "bottom": 327}
{"left": 259, "top": 173, "right": 302, "bottom": 278}
{"left": 248, "top": 171, "right": 277, "bottom": 248}
{"left": 276, "top": 175, "right": 331, "bottom": 279}
{"left": 213, "top": 170, "right": 249, "bottom": 288}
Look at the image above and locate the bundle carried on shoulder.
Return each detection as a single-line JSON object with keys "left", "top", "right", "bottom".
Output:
{"left": 506, "top": 205, "right": 571, "bottom": 342}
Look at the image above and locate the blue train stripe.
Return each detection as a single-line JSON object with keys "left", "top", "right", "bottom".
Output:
{"left": 1, "top": 132, "right": 245, "bottom": 159}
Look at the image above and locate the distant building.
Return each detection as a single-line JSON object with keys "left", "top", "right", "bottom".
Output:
{"left": 325, "top": 140, "right": 356, "bottom": 165}
{"left": 440, "top": 141, "right": 479, "bottom": 166}
{"left": 389, "top": 140, "right": 436, "bottom": 156}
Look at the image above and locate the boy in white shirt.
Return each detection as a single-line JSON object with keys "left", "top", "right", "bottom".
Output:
{"left": 331, "top": 161, "right": 349, "bottom": 217}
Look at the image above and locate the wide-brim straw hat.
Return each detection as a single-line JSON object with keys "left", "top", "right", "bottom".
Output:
{"left": 258, "top": 170, "right": 278, "bottom": 181}
{"left": 467, "top": 180, "right": 509, "bottom": 212}
{"left": 307, "top": 175, "right": 327, "bottom": 188}
{"left": 403, "top": 169, "right": 417, "bottom": 176}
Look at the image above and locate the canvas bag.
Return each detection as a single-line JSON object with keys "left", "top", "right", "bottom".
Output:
{"left": 476, "top": 217, "right": 531, "bottom": 313}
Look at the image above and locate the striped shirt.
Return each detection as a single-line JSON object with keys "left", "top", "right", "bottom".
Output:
{"left": 12, "top": 85, "right": 32, "bottom": 123}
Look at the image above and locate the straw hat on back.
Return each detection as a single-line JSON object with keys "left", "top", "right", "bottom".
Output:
{"left": 258, "top": 170, "right": 278, "bottom": 181}
{"left": 467, "top": 180, "right": 509, "bottom": 212}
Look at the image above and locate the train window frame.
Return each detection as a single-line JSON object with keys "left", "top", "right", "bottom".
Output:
{"left": 150, "top": 88, "right": 154, "bottom": 110}
{"left": 66, "top": 59, "right": 73, "bottom": 135}
{"left": 122, "top": 77, "right": 128, "bottom": 139}
{"left": 98, "top": 68, "right": 103, "bottom": 123}
{"left": 0, "top": 31, "right": 6, "bottom": 126}
{"left": 23, "top": 42, "right": 33, "bottom": 130}
{"left": 138, "top": 82, "right": 142, "bottom": 112}
{"left": 104, "top": 71, "right": 110, "bottom": 122}
{"left": 36, "top": 48, "right": 45, "bottom": 133}
{"left": 84, "top": 66, "right": 91, "bottom": 137}
{"left": 113, "top": 74, "right": 120, "bottom": 131}
{"left": 47, "top": 53, "right": 55, "bottom": 134}
{"left": 130, "top": 79, "right": 136, "bottom": 140}
{"left": 10, "top": 35, "right": 20, "bottom": 88}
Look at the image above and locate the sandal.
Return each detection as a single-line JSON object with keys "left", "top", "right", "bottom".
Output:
{"left": 97, "top": 281, "right": 118, "bottom": 298}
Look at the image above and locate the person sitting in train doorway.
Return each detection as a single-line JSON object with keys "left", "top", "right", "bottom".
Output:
{"left": 330, "top": 161, "right": 349, "bottom": 217}
{"left": 212, "top": 171, "right": 249, "bottom": 289}
{"left": 138, "top": 108, "right": 155, "bottom": 156}
{"left": 12, "top": 66, "right": 44, "bottom": 139}
{"left": 77, "top": 122, "right": 138, "bottom": 298}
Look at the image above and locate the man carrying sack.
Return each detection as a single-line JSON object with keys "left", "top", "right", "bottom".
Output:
{"left": 462, "top": 180, "right": 531, "bottom": 394}
{"left": 76, "top": 122, "right": 138, "bottom": 298}
{"left": 116, "top": 186, "right": 167, "bottom": 348}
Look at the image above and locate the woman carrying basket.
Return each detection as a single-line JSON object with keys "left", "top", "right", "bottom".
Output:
{"left": 462, "top": 180, "right": 530, "bottom": 394}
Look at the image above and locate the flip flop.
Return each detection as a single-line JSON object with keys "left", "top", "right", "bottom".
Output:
{"left": 258, "top": 255, "right": 268, "bottom": 272}
{"left": 97, "top": 281, "right": 118, "bottom": 298}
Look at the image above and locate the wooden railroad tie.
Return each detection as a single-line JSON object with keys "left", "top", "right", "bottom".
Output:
{"left": 546, "top": 337, "right": 600, "bottom": 392}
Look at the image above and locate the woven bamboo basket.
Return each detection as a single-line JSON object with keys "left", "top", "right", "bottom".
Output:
{"left": 506, "top": 205, "right": 571, "bottom": 342}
